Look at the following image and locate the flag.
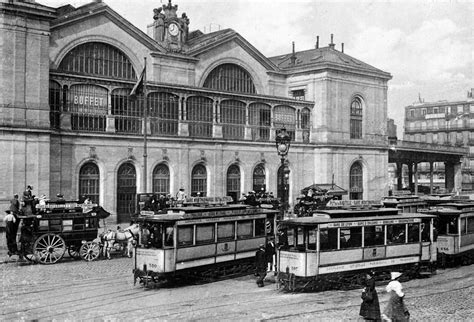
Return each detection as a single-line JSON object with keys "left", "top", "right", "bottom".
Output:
{"left": 129, "top": 66, "right": 146, "bottom": 98}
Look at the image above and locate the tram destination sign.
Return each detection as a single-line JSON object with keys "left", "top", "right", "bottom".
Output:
{"left": 319, "top": 218, "right": 420, "bottom": 228}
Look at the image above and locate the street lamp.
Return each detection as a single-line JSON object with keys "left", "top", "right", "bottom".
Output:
{"left": 275, "top": 128, "right": 291, "bottom": 215}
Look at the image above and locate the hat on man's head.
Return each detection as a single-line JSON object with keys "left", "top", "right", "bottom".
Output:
{"left": 259, "top": 243, "right": 265, "bottom": 249}
{"left": 390, "top": 272, "right": 402, "bottom": 280}
{"left": 5, "top": 210, "right": 11, "bottom": 214}
{"left": 27, "top": 185, "right": 33, "bottom": 190}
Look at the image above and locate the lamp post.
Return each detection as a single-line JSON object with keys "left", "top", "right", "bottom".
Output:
{"left": 275, "top": 128, "right": 291, "bottom": 215}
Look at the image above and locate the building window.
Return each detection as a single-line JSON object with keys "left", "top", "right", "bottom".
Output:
{"left": 187, "top": 96, "right": 213, "bottom": 137}
{"left": 350, "top": 97, "right": 363, "bottom": 139}
{"left": 152, "top": 164, "right": 170, "bottom": 195}
{"left": 292, "top": 89, "right": 305, "bottom": 100}
{"left": 274, "top": 105, "right": 296, "bottom": 140}
{"left": 226, "top": 164, "right": 241, "bottom": 202}
{"left": 203, "top": 63, "right": 256, "bottom": 94}
{"left": 410, "top": 109, "right": 415, "bottom": 118}
{"left": 433, "top": 107, "right": 438, "bottom": 114}
{"left": 79, "top": 162, "right": 100, "bottom": 203}
{"left": 249, "top": 103, "right": 271, "bottom": 141}
{"left": 148, "top": 92, "right": 179, "bottom": 136}
{"left": 117, "top": 163, "right": 136, "bottom": 223}
{"left": 301, "top": 108, "right": 311, "bottom": 143}
{"left": 49, "top": 81, "right": 61, "bottom": 129}
{"left": 111, "top": 88, "right": 142, "bottom": 134}
{"left": 191, "top": 164, "right": 207, "bottom": 197}
{"left": 58, "top": 42, "right": 136, "bottom": 80}
{"left": 68, "top": 84, "right": 107, "bottom": 132}
{"left": 221, "top": 100, "right": 246, "bottom": 139}
{"left": 252, "top": 164, "right": 266, "bottom": 192}
{"left": 422, "top": 109, "right": 427, "bottom": 116}
{"left": 349, "top": 162, "right": 363, "bottom": 200}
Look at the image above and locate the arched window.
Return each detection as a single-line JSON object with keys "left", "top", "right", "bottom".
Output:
{"left": 221, "top": 100, "right": 245, "bottom": 139}
{"left": 274, "top": 105, "right": 296, "bottom": 140}
{"left": 191, "top": 164, "right": 207, "bottom": 197}
{"left": 153, "top": 164, "right": 170, "bottom": 195}
{"left": 350, "top": 162, "right": 363, "bottom": 200}
{"left": 58, "top": 42, "right": 136, "bottom": 80}
{"left": 252, "top": 164, "right": 266, "bottom": 192}
{"left": 148, "top": 92, "right": 179, "bottom": 136}
{"left": 350, "top": 97, "right": 363, "bottom": 139}
{"left": 226, "top": 165, "right": 241, "bottom": 202}
{"left": 249, "top": 103, "right": 271, "bottom": 141}
{"left": 187, "top": 96, "right": 213, "bottom": 137}
{"left": 203, "top": 63, "right": 256, "bottom": 94}
{"left": 111, "top": 88, "right": 141, "bottom": 134}
{"left": 79, "top": 162, "right": 100, "bottom": 203}
{"left": 301, "top": 108, "right": 311, "bottom": 143}
{"left": 49, "top": 81, "right": 61, "bottom": 129}
{"left": 117, "top": 163, "right": 136, "bottom": 223}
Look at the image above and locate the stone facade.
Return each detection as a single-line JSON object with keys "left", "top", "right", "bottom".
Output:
{"left": 0, "top": 1, "right": 392, "bottom": 223}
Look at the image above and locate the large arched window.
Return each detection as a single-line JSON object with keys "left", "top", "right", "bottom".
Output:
{"left": 148, "top": 92, "right": 179, "bottom": 136}
{"left": 349, "top": 162, "right": 363, "bottom": 200}
{"left": 274, "top": 105, "right": 296, "bottom": 140}
{"left": 252, "top": 164, "right": 266, "bottom": 192}
{"left": 203, "top": 63, "right": 256, "bottom": 94}
{"left": 187, "top": 96, "right": 213, "bottom": 137}
{"left": 226, "top": 164, "right": 241, "bottom": 202}
{"left": 58, "top": 42, "right": 136, "bottom": 80}
{"left": 49, "top": 81, "right": 61, "bottom": 129}
{"left": 111, "top": 88, "right": 141, "bottom": 134}
{"left": 79, "top": 162, "right": 100, "bottom": 203}
{"left": 350, "top": 97, "right": 363, "bottom": 139}
{"left": 221, "top": 100, "right": 245, "bottom": 139}
{"left": 152, "top": 164, "right": 170, "bottom": 195}
{"left": 191, "top": 164, "right": 207, "bottom": 197}
{"left": 249, "top": 103, "right": 271, "bottom": 141}
{"left": 117, "top": 163, "right": 136, "bottom": 223}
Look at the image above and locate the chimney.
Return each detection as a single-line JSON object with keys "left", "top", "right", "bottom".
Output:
{"left": 315, "top": 36, "right": 319, "bottom": 49}
{"left": 329, "top": 34, "right": 335, "bottom": 49}
{"left": 341, "top": 43, "right": 344, "bottom": 53}
{"left": 290, "top": 41, "right": 297, "bottom": 65}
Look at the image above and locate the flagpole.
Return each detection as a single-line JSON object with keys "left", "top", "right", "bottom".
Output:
{"left": 142, "top": 57, "right": 148, "bottom": 193}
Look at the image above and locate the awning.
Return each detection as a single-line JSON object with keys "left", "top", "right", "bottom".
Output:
{"left": 301, "top": 183, "right": 348, "bottom": 196}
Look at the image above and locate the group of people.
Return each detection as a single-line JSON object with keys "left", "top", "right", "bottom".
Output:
{"left": 254, "top": 240, "right": 277, "bottom": 287}
{"left": 360, "top": 271, "right": 410, "bottom": 321}
{"left": 240, "top": 189, "right": 277, "bottom": 207}
{"left": 294, "top": 188, "right": 334, "bottom": 216}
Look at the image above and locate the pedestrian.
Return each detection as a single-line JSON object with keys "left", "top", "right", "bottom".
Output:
{"left": 3, "top": 210, "right": 18, "bottom": 256}
{"left": 255, "top": 243, "right": 267, "bottom": 287}
{"left": 382, "top": 272, "right": 410, "bottom": 322}
{"left": 22, "top": 185, "right": 34, "bottom": 216}
{"left": 359, "top": 271, "right": 381, "bottom": 321}
{"left": 176, "top": 188, "right": 186, "bottom": 203}
{"left": 265, "top": 239, "right": 276, "bottom": 273}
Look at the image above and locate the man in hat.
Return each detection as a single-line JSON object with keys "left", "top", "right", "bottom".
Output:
{"left": 3, "top": 210, "right": 18, "bottom": 256}
{"left": 22, "top": 185, "right": 35, "bottom": 216}
{"left": 254, "top": 243, "right": 267, "bottom": 287}
{"left": 382, "top": 272, "right": 410, "bottom": 321}
{"left": 176, "top": 188, "right": 186, "bottom": 203}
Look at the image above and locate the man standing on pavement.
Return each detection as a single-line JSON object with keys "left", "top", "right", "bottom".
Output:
{"left": 3, "top": 210, "right": 18, "bottom": 256}
{"left": 9, "top": 194, "right": 21, "bottom": 253}
{"left": 255, "top": 244, "right": 267, "bottom": 287}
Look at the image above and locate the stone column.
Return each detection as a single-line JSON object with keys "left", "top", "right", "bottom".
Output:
{"left": 396, "top": 162, "right": 403, "bottom": 190}
{"left": 408, "top": 162, "right": 414, "bottom": 192}
{"left": 413, "top": 162, "right": 418, "bottom": 195}
{"left": 429, "top": 162, "right": 434, "bottom": 194}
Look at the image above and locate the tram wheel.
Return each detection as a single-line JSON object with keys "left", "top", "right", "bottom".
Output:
{"left": 68, "top": 245, "right": 82, "bottom": 260}
{"left": 79, "top": 242, "right": 100, "bottom": 261}
{"left": 33, "top": 233, "right": 66, "bottom": 264}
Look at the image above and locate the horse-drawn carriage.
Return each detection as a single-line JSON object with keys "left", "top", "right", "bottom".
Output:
{"left": 18, "top": 201, "right": 111, "bottom": 264}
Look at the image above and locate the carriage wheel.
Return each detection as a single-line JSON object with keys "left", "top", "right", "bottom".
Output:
{"left": 33, "top": 233, "right": 66, "bottom": 265}
{"left": 68, "top": 245, "right": 82, "bottom": 260}
{"left": 79, "top": 242, "right": 100, "bottom": 261}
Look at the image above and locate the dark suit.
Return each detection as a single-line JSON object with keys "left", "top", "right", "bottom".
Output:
{"left": 255, "top": 247, "right": 267, "bottom": 287}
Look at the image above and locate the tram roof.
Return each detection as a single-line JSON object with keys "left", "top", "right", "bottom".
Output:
{"left": 279, "top": 212, "right": 436, "bottom": 226}
{"left": 420, "top": 202, "right": 474, "bottom": 215}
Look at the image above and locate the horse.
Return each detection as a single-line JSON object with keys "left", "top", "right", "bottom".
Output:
{"left": 100, "top": 223, "right": 140, "bottom": 259}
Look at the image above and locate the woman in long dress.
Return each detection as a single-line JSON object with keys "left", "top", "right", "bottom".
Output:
{"left": 359, "top": 272, "right": 381, "bottom": 321}
{"left": 382, "top": 272, "right": 410, "bottom": 322}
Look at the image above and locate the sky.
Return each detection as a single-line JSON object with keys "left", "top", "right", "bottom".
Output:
{"left": 39, "top": 0, "right": 473, "bottom": 136}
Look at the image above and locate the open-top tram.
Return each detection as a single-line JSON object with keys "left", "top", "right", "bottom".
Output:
{"left": 277, "top": 208, "right": 437, "bottom": 292}
{"left": 133, "top": 197, "right": 279, "bottom": 287}
{"left": 419, "top": 202, "right": 474, "bottom": 267}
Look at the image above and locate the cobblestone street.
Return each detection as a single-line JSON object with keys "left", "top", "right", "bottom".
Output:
{"left": 1, "top": 254, "right": 473, "bottom": 321}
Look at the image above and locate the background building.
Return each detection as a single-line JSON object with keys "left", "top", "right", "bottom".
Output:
{"left": 403, "top": 90, "right": 474, "bottom": 191}
{"left": 0, "top": 0, "right": 392, "bottom": 222}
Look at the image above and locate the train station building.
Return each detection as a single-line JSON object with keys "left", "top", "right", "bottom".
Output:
{"left": 1, "top": 0, "right": 461, "bottom": 222}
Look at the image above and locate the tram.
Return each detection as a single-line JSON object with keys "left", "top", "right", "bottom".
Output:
{"left": 133, "top": 197, "right": 279, "bottom": 287}
{"left": 277, "top": 207, "right": 437, "bottom": 292}
{"left": 419, "top": 202, "right": 474, "bottom": 266}
{"left": 382, "top": 195, "right": 428, "bottom": 213}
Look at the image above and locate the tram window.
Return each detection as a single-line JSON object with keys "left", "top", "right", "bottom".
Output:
{"left": 340, "top": 227, "right": 362, "bottom": 249}
{"left": 196, "top": 224, "right": 215, "bottom": 244}
{"left": 237, "top": 220, "right": 253, "bottom": 239}
{"left": 364, "top": 225, "right": 384, "bottom": 246}
{"left": 407, "top": 223, "right": 420, "bottom": 243}
{"left": 296, "top": 227, "right": 305, "bottom": 250}
{"left": 178, "top": 226, "right": 194, "bottom": 246}
{"left": 447, "top": 217, "right": 458, "bottom": 234}
{"left": 217, "top": 222, "right": 235, "bottom": 241}
{"left": 467, "top": 218, "right": 474, "bottom": 234}
{"left": 307, "top": 229, "right": 317, "bottom": 251}
{"left": 421, "top": 220, "right": 431, "bottom": 242}
{"left": 277, "top": 228, "right": 289, "bottom": 249}
{"left": 255, "top": 219, "right": 265, "bottom": 237}
{"left": 287, "top": 228, "right": 295, "bottom": 248}
{"left": 140, "top": 226, "right": 151, "bottom": 247}
{"left": 460, "top": 218, "right": 467, "bottom": 235}
{"left": 387, "top": 224, "right": 406, "bottom": 244}
{"left": 319, "top": 228, "right": 338, "bottom": 251}
{"left": 164, "top": 224, "right": 174, "bottom": 247}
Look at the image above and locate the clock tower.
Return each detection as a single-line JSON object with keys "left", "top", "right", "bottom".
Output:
{"left": 148, "top": 0, "right": 190, "bottom": 52}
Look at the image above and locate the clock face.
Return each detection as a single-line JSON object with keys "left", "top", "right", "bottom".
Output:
{"left": 168, "top": 23, "right": 179, "bottom": 36}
